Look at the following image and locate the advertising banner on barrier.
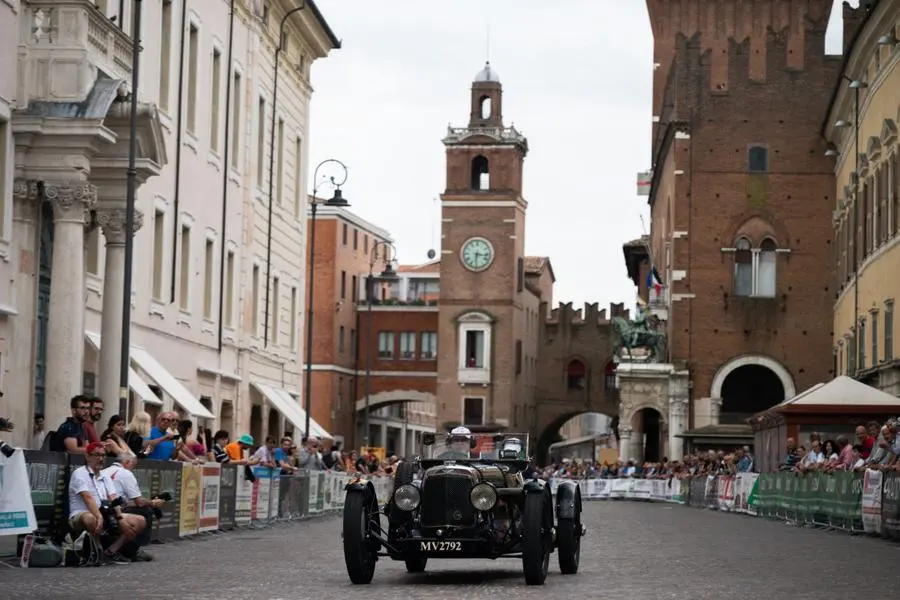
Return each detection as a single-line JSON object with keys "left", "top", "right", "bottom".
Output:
{"left": 306, "top": 472, "right": 320, "bottom": 515}
{"left": 22, "top": 450, "right": 66, "bottom": 537}
{"left": 199, "top": 464, "right": 221, "bottom": 532}
{"left": 252, "top": 467, "right": 272, "bottom": 521}
{"left": 267, "top": 470, "right": 280, "bottom": 521}
{"left": 218, "top": 465, "right": 237, "bottom": 530}
{"left": 235, "top": 468, "right": 253, "bottom": 526}
{"left": 862, "top": 469, "right": 883, "bottom": 534}
{"left": 179, "top": 463, "right": 202, "bottom": 537}
{"left": 881, "top": 472, "right": 900, "bottom": 539}
{"left": 153, "top": 461, "right": 183, "bottom": 541}
{"left": 0, "top": 450, "right": 38, "bottom": 536}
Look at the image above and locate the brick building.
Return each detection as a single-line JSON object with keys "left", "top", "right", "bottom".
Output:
{"left": 630, "top": 0, "right": 844, "bottom": 450}
{"left": 304, "top": 204, "right": 435, "bottom": 451}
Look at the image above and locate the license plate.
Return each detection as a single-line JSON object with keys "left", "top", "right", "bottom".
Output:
{"left": 419, "top": 540, "right": 462, "bottom": 552}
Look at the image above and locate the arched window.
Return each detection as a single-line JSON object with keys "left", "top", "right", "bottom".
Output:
{"left": 470, "top": 155, "right": 490, "bottom": 190}
{"left": 748, "top": 145, "right": 768, "bottom": 173}
{"left": 566, "top": 360, "right": 586, "bottom": 390}
{"left": 604, "top": 361, "right": 617, "bottom": 392}
{"left": 733, "top": 237, "right": 753, "bottom": 296}
{"left": 757, "top": 238, "right": 777, "bottom": 298}
{"left": 480, "top": 95, "right": 492, "bottom": 119}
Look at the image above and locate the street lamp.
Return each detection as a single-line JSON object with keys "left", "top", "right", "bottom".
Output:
{"left": 264, "top": 1, "right": 308, "bottom": 347}
{"left": 362, "top": 241, "right": 399, "bottom": 448}
{"left": 118, "top": 0, "right": 144, "bottom": 418}
{"left": 303, "top": 159, "right": 350, "bottom": 440}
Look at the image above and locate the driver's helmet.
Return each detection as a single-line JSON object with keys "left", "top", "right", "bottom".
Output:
{"left": 500, "top": 437, "right": 523, "bottom": 459}
{"left": 449, "top": 426, "right": 472, "bottom": 454}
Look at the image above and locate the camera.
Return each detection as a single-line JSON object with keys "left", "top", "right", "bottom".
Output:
{"left": 0, "top": 440, "right": 15, "bottom": 458}
{"left": 99, "top": 496, "right": 125, "bottom": 532}
{"left": 151, "top": 491, "right": 173, "bottom": 519}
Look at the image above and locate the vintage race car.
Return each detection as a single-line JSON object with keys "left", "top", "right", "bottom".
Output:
{"left": 341, "top": 431, "right": 585, "bottom": 586}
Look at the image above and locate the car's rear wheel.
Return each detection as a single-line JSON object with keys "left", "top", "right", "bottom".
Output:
{"left": 556, "top": 513, "right": 581, "bottom": 574}
{"left": 405, "top": 557, "right": 427, "bottom": 573}
{"left": 343, "top": 491, "right": 378, "bottom": 584}
{"left": 521, "top": 491, "right": 551, "bottom": 585}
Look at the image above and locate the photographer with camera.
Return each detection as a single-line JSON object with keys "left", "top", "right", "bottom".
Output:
{"left": 68, "top": 442, "right": 145, "bottom": 565}
{"left": 103, "top": 451, "right": 163, "bottom": 562}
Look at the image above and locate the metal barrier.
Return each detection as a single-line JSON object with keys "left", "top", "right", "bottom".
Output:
{"left": 545, "top": 470, "right": 900, "bottom": 540}
{"left": 3, "top": 450, "right": 359, "bottom": 556}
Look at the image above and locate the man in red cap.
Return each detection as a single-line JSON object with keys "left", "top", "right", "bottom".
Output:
{"left": 68, "top": 441, "right": 145, "bottom": 564}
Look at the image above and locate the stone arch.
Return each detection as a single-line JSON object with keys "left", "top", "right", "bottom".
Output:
{"left": 709, "top": 354, "right": 795, "bottom": 400}
{"left": 354, "top": 389, "right": 436, "bottom": 413}
{"left": 535, "top": 409, "right": 617, "bottom": 464}
{"left": 724, "top": 212, "right": 790, "bottom": 249}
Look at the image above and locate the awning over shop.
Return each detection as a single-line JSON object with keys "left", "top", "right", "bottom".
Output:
{"left": 84, "top": 331, "right": 163, "bottom": 406}
{"left": 128, "top": 345, "right": 215, "bottom": 420}
{"left": 252, "top": 382, "right": 332, "bottom": 439}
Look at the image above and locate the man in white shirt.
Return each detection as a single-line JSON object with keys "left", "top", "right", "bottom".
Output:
{"left": 103, "top": 452, "right": 161, "bottom": 562}
{"left": 68, "top": 442, "right": 144, "bottom": 564}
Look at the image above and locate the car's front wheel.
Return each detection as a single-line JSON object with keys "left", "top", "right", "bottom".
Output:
{"left": 343, "top": 491, "right": 378, "bottom": 584}
{"left": 405, "top": 557, "right": 427, "bottom": 573}
{"left": 521, "top": 490, "right": 551, "bottom": 585}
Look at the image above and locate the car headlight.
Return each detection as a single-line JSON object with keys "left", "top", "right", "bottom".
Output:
{"left": 470, "top": 483, "right": 498, "bottom": 511}
{"left": 393, "top": 484, "right": 420, "bottom": 511}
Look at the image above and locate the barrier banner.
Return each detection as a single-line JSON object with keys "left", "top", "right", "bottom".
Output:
{"left": 217, "top": 464, "right": 237, "bottom": 530}
{"left": 153, "top": 460, "right": 183, "bottom": 541}
{"left": 234, "top": 468, "right": 253, "bottom": 526}
{"left": 278, "top": 474, "right": 302, "bottom": 519}
{"left": 862, "top": 469, "right": 883, "bottom": 534}
{"left": 267, "top": 470, "right": 281, "bottom": 522}
{"left": 0, "top": 450, "right": 38, "bottom": 536}
{"left": 21, "top": 451, "right": 66, "bottom": 537}
{"left": 717, "top": 476, "right": 734, "bottom": 511}
{"left": 179, "top": 463, "right": 202, "bottom": 537}
{"left": 251, "top": 467, "right": 272, "bottom": 521}
{"left": 306, "top": 471, "right": 320, "bottom": 516}
{"left": 315, "top": 472, "right": 327, "bottom": 512}
{"left": 323, "top": 472, "right": 335, "bottom": 510}
{"left": 880, "top": 472, "right": 900, "bottom": 540}
{"left": 199, "top": 463, "right": 221, "bottom": 532}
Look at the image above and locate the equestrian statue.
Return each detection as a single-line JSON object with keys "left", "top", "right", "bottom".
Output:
{"left": 612, "top": 311, "right": 666, "bottom": 362}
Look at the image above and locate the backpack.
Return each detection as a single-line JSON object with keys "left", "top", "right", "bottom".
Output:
{"left": 62, "top": 531, "right": 105, "bottom": 567}
{"left": 41, "top": 431, "right": 57, "bottom": 452}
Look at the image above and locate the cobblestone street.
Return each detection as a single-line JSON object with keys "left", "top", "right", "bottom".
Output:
{"left": 2, "top": 500, "right": 897, "bottom": 600}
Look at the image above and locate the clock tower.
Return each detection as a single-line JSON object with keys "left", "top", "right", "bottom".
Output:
{"left": 436, "top": 62, "right": 530, "bottom": 433}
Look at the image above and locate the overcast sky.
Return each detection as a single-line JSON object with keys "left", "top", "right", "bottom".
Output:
{"left": 308, "top": 0, "right": 851, "bottom": 310}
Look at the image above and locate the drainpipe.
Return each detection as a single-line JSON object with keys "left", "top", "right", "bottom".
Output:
{"left": 169, "top": 0, "right": 189, "bottom": 303}
{"left": 217, "top": 0, "right": 237, "bottom": 353}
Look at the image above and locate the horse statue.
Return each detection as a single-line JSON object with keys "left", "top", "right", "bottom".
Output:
{"left": 612, "top": 315, "right": 666, "bottom": 362}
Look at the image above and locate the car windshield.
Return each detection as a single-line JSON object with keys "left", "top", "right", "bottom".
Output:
{"left": 421, "top": 432, "right": 531, "bottom": 461}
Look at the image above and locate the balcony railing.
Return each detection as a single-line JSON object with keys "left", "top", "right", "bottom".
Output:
{"left": 21, "top": 1, "right": 134, "bottom": 106}
{"left": 458, "top": 366, "right": 490, "bottom": 385}
{"left": 361, "top": 298, "right": 438, "bottom": 308}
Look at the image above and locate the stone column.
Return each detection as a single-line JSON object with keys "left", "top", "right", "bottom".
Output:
{"left": 399, "top": 419, "right": 408, "bottom": 457}
{"left": 97, "top": 208, "right": 144, "bottom": 421}
{"left": 380, "top": 421, "right": 388, "bottom": 449}
{"left": 667, "top": 397, "right": 688, "bottom": 460}
{"left": 43, "top": 180, "right": 97, "bottom": 429}
{"left": 709, "top": 397, "right": 723, "bottom": 425}
{"left": 617, "top": 424, "right": 632, "bottom": 462}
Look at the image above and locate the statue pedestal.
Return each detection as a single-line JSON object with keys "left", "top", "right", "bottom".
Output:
{"left": 615, "top": 361, "right": 688, "bottom": 463}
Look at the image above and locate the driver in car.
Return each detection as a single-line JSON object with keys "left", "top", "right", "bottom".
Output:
{"left": 439, "top": 426, "right": 473, "bottom": 459}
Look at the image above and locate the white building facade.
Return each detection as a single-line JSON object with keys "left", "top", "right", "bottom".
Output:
{"left": 0, "top": 0, "right": 339, "bottom": 447}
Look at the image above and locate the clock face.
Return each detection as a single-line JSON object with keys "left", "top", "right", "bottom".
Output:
{"left": 461, "top": 237, "right": 494, "bottom": 271}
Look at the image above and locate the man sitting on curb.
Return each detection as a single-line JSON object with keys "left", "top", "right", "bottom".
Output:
{"left": 103, "top": 451, "right": 164, "bottom": 562}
